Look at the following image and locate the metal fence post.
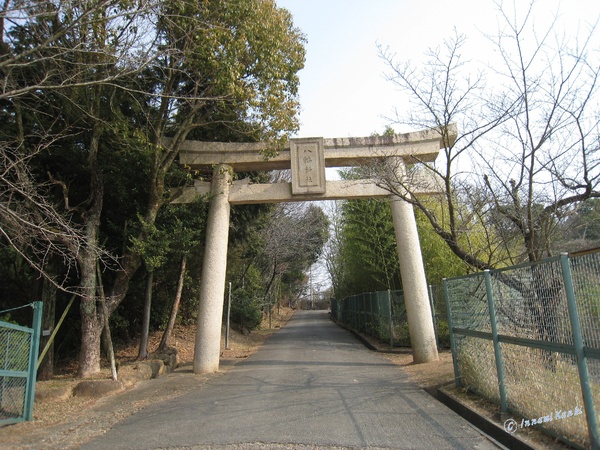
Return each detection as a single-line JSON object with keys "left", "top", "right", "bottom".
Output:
{"left": 443, "top": 279, "right": 461, "bottom": 387}
{"left": 560, "top": 253, "right": 599, "bottom": 449}
{"left": 24, "top": 301, "right": 43, "bottom": 421}
{"left": 351, "top": 296, "right": 355, "bottom": 329}
{"left": 363, "top": 294, "right": 367, "bottom": 334}
{"left": 226, "top": 282, "right": 232, "bottom": 349}
{"left": 428, "top": 285, "right": 439, "bottom": 348}
{"left": 357, "top": 295, "right": 360, "bottom": 331}
{"left": 354, "top": 295, "right": 358, "bottom": 331}
{"left": 367, "top": 292, "right": 377, "bottom": 336}
{"left": 484, "top": 270, "right": 508, "bottom": 413}
{"left": 348, "top": 297, "right": 352, "bottom": 328}
{"left": 355, "top": 295, "right": 359, "bottom": 331}
{"left": 353, "top": 296, "right": 358, "bottom": 331}
{"left": 388, "top": 289, "right": 393, "bottom": 347}
{"left": 364, "top": 293, "right": 368, "bottom": 333}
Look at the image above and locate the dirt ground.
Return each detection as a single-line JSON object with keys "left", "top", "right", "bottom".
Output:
{"left": 0, "top": 309, "right": 574, "bottom": 449}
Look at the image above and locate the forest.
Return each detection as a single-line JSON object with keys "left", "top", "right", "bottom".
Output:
{"left": 0, "top": 0, "right": 329, "bottom": 379}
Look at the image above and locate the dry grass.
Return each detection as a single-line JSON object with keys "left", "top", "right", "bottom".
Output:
{"left": 457, "top": 337, "right": 596, "bottom": 448}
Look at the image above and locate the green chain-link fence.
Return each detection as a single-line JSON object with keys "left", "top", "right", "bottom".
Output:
{"left": 444, "top": 252, "right": 600, "bottom": 449}
{"left": 330, "top": 287, "right": 449, "bottom": 348}
{"left": 0, "top": 302, "right": 43, "bottom": 425}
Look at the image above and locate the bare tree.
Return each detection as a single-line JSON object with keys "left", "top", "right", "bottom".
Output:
{"left": 481, "top": 1, "right": 600, "bottom": 263}
{"left": 0, "top": 0, "right": 157, "bottom": 290}
{"left": 320, "top": 201, "right": 345, "bottom": 299}
{"left": 375, "top": 1, "right": 600, "bottom": 270}
{"left": 376, "top": 30, "right": 513, "bottom": 271}
{"left": 259, "top": 203, "right": 329, "bottom": 302}
{"left": 0, "top": 138, "right": 89, "bottom": 288}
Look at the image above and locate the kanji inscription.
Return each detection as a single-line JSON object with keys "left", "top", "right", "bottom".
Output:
{"left": 290, "top": 137, "right": 326, "bottom": 194}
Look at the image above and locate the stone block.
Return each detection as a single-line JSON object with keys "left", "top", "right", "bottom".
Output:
{"left": 35, "top": 385, "right": 72, "bottom": 403}
{"left": 118, "top": 362, "right": 153, "bottom": 386}
{"left": 72, "top": 380, "right": 124, "bottom": 398}
{"left": 150, "top": 347, "right": 179, "bottom": 372}
{"left": 144, "top": 359, "right": 166, "bottom": 378}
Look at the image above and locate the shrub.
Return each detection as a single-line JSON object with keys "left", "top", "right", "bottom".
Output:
{"left": 229, "top": 289, "right": 263, "bottom": 333}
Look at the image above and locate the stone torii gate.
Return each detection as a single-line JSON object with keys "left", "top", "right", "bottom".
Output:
{"left": 174, "top": 126, "right": 456, "bottom": 374}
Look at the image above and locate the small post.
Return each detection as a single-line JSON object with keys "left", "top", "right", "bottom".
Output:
{"left": 225, "top": 282, "right": 232, "bottom": 350}
{"left": 388, "top": 289, "right": 393, "bottom": 347}
{"left": 560, "top": 253, "right": 599, "bottom": 448}
{"left": 484, "top": 270, "right": 508, "bottom": 413}
{"left": 443, "top": 279, "right": 461, "bottom": 388}
{"left": 25, "top": 301, "right": 43, "bottom": 421}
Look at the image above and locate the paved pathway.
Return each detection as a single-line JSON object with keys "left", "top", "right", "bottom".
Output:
{"left": 83, "top": 311, "right": 503, "bottom": 449}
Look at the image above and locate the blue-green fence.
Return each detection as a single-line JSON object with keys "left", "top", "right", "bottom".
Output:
{"left": 0, "top": 302, "right": 43, "bottom": 425}
{"left": 330, "top": 287, "right": 449, "bottom": 348}
{"left": 444, "top": 253, "right": 600, "bottom": 450}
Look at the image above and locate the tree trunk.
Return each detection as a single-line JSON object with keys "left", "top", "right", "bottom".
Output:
{"left": 78, "top": 243, "right": 103, "bottom": 377}
{"left": 106, "top": 252, "right": 142, "bottom": 314}
{"left": 77, "top": 125, "right": 104, "bottom": 378}
{"left": 137, "top": 270, "right": 154, "bottom": 360}
{"left": 158, "top": 255, "right": 187, "bottom": 352}
{"left": 78, "top": 292, "right": 103, "bottom": 378}
{"left": 97, "top": 264, "right": 118, "bottom": 381}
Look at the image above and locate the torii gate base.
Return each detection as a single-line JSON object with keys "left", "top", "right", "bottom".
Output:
{"left": 174, "top": 126, "right": 456, "bottom": 373}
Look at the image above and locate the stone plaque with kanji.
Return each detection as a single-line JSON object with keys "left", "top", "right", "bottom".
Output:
{"left": 290, "top": 137, "right": 326, "bottom": 194}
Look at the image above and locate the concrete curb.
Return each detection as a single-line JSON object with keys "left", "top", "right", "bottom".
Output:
{"left": 435, "top": 386, "right": 536, "bottom": 450}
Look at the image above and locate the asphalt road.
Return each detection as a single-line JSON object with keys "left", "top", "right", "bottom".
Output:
{"left": 83, "top": 311, "right": 503, "bottom": 450}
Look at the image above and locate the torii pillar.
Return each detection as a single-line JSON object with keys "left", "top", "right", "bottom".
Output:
{"left": 175, "top": 125, "right": 456, "bottom": 374}
{"left": 389, "top": 157, "right": 438, "bottom": 363}
{"left": 193, "top": 165, "right": 232, "bottom": 374}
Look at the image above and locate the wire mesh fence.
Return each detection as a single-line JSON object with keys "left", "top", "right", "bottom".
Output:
{"left": 0, "top": 326, "right": 30, "bottom": 421}
{"left": 330, "top": 286, "right": 449, "bottom": 348}
{"left": 0, "top": 302, "right": 43, "bottom": 425}
{"left": 444, "top": 253, "right": 600, "bottom": 449}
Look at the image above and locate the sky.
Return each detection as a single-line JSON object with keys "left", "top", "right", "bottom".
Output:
{"left": 274, "top": 0, "right": 600, "bottom": 292}
{"left": 276, "top": 0, "right": 600, "bottom": 140}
